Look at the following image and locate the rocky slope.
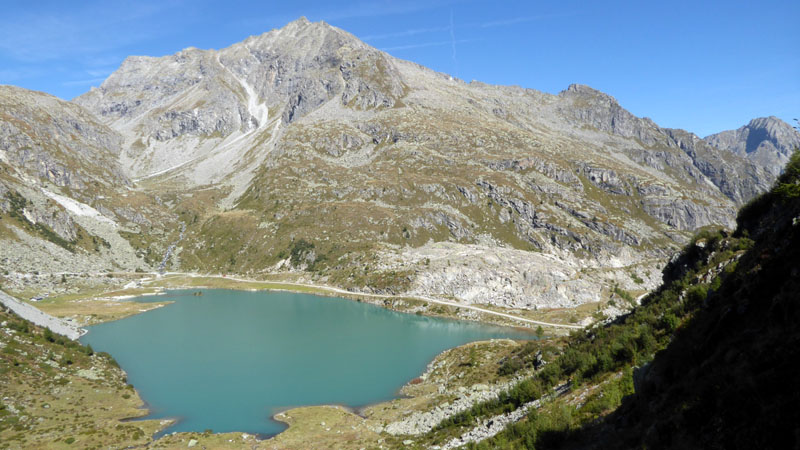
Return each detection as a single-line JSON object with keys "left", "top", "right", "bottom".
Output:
{"left": 449, "top": 153, "right": 800, "bottom": 450}
{"left": 68, "top": 18, "right": 787, "bottom": 310}
{"left": 0, "top": 86, "right": 170, "bottom": 274}
{"left": 572, "top": 150, "right": 800, "bottom": 450}
{"left": 1, "top": 17, "right": 789, "bottom": 312}
{"left": 705, "top": 116, "right": 800, "bottom": 177}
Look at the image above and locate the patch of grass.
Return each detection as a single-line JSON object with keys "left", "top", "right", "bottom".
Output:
{"left": 0, "top": 308, "right": 165, "bottom": 447}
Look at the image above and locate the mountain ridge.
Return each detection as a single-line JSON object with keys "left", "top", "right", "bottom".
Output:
{"left": 2, "top": 17, "right": 798, "bottom": 315}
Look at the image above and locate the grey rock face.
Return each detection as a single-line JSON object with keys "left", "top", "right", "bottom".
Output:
{"left": 704, "top": 116, "right": 800, "bottom": 177}
{"left": 0, "top": 86, "right": 168, "bottom": 274}
{"left": 558, "top": 84, "right": 666, "bottom": 146}
{"left": 0, "top": 85, "right": 128, "bottom": 191}
{"left": 642, "top": 197, "right": 735, "bottom": 231}
{"left": 579, "top": 165, "right": 630, "bottom": 195}
{"left": 3, "top": 17, "right": 789, "bottom": 315}
{"left": 554, "top": 84, "right": 773, "bottom": 206}
{"left": 663, "top": 128, "right": 771, "bottom": 204}
{"left": 74, "top": 17, "right": 407, "bottom": 186}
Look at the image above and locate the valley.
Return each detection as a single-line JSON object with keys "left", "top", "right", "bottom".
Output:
{"left": 1, "top": 15, "right": 798, "bottom": 450}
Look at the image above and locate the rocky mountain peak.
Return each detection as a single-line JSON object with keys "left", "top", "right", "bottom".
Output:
{"left": 704, "top": 116, "right": 800, "bottom": 177}
{"left": 289, "top": 15, "right": 311, "bottom": 26}
{"left": 563, "top": 83, "right": 616, "bottom": 101}
{"left": 244, "top": 16, "right": 364, "bottom": 53}
{"left": 73, "top": 17, "right": 407, "bottom": 187}
{"left": 556, "top": 83, "right": 664, "bottom": 146}
{"left": 3, "top": 17, "right": 792, "bottom": 319}
{"left": 282, "top": 16, "right": 336, "bottom": 34}
{"left": 743, "top": 116, "right": 799, "bottom": 150}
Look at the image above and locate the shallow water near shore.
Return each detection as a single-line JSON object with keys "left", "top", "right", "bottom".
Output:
{"left": 81, "top": 289, "right": 533, "bottom": 436}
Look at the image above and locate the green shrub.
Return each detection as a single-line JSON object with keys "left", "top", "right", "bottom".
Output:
{"left": 685, "top": 285, "right": 708, "bottom": 308}
{"left": 439, "top": 231, "right": 753, "bottom": 446}
{"left": 498, "top": 358, "right": 523, "bottom": 376}
{"left": 661, "top": 312, "right": 679, "bottom": 332}
{"left": 775, "top": 149, "right": 800, "bottom": 199}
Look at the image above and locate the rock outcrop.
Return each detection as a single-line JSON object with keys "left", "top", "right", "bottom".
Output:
{"left": 0, "top": 86, "right": 167, "bottom": 274}
{"left": 2, "top": 18, "right": 789, "bottom": 312}
{"left": 704, "top": 116, "right": 800, "bottom": 177}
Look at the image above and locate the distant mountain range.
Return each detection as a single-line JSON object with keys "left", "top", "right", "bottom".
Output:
{"left": 2, "top": 17, "right": 798, "bottom": 311}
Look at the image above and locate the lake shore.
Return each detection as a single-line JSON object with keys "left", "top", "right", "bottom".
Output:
{"left": 143, "top": 272, "right": 584, "bottom": 333}
{"left": 75, "top": 288, "right": 545, "bottom": 448}
{"left": 147, "top": 337, "right": 546, "bottom": 449}
{"left": 1, "top": 270, "right": 593, "bottom": 333}
{"left": 0, "top": 271, "right": 584, "bottom": 448}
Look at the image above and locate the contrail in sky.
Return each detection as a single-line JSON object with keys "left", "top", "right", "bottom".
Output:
{"left": 381, "top": 38, "right": 480, "bottom": 52}
{"left": 450, "top": 9, "right": 458, "bottom": 77}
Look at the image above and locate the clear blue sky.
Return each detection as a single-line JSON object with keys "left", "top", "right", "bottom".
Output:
{"left": 0, "top": 0, "right": 797, "bottom": 136}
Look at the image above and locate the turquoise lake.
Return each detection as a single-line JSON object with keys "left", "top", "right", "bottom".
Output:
{"left": 80, "top": 289, "right": 533, "bottom": 437}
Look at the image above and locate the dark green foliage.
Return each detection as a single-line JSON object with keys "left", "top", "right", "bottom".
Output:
{"left": 288, "top": 239, "right": 326, "bottom": 270}
{"left": 737, "top": 149, "right": 800, "bottom": 235}
{"left": 571, "top": 161, "right": 800, "bottom": 450}
{"left": 611, "top": 286, "right": 634, "bottom": 305}
{"left": 4, "top": 190, "right": 28, "bottom": 219}
{"left": 33, "top": 222, "right": 75, "bottom": 252}
{"left": 577, "top": 367, "right": 634, "bottom": 420}
{"left": 289, "top": 239, "right": 313, "bottom": 264}
{"left": 6, "top": 318, "right": 29, "bottom": 334}
{"left": 774, "top": 149, "right": 800, "bottom": 199}
{"left": 498, "top": 358, "right": 523, "bottom": 376}
{"left": 497, "top": 342, "right": 546, "bottom": 376}
{"left": 91, "top": 235, "right": 111, "bottom": 251}
{"left": 684, "top": 284, "right": 708, "bottom": 309}
{"left": 471, "top": 154, "right": 800, "bottom": 450}
{"left": 660, "top": 312, "right": 679, "bottom": 333}
{"left": 432, "top": 226, "right": 747, "bottom": 448}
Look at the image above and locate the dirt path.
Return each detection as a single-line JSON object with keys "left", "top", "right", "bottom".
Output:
{"left": 161, "top": 272, "right": 585, "bottom": 330}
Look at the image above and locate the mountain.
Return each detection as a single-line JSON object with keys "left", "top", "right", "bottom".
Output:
{"left": 0, "top": 17, "right": 784, "bottom": 313}
{"left": 1, "top": 16, "right": 797, "bottom": 449}
{"left": 74, "top": 17, "right": 405, "bottom": 193}
{"left": 431, "top": 152, "right": 800, "bottom": 450}
{"left": 0, "top": 85, "right": 169, "bottom": 274}
{"left": 580, "top": 152, "right": 800, "bottom": 449}
{"left": 704, "top": 116, "right": 800, "bottom": 178}
{"left": 70, "top": 18, "right": 779, "bottom": 310}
